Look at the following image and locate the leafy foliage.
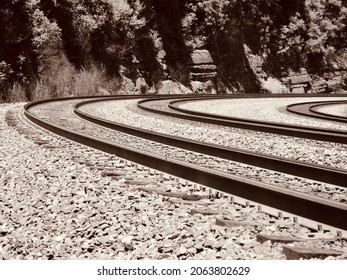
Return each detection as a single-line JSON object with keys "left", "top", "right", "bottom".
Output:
{"left": 271, "top": 0, "right": 347, "bottom": 73}
{"left": 183, "top": 0, "right": 347, "bottom": 76}
{"left": 1, "top": 0, "right": 347, "bottom": 100}
{"left": 0, "top": 0, "right": 37, "bottom": 99}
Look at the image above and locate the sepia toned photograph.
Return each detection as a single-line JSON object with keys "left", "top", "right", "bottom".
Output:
{"left": 1, "top": 0, "right": 347, "bottom": 269}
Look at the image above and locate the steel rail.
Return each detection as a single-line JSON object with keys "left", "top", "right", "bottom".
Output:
{"left": 308, "top": 101, "right": 347, "bottom": 122}
{"left": 75, "top": 97, "right": 347, "bottom": 187}
{"left": 136, "top": 96, "right": 347, "bottom": 144}
{"left": 23, "top": 96, "right": 347, "bottom": 230}
{"left": 286, "top": 100, "right": 347, "bottom": 123}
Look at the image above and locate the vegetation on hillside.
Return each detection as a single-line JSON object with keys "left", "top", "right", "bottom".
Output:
{"left": 1, "top": 0, "right": 346, "bottom": 101}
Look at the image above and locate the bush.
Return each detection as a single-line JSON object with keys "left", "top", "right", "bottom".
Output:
{"left": 70, "top": 65, "right": 118, "bottom": 97}
{"left": 260, "top": 77, "right": 289, "bottom": 94}
{"left": 31, "top": 59, "right": 120, "bottom": 101}
{"left": 7, "top": 83, "right": 28, "bottom": 103}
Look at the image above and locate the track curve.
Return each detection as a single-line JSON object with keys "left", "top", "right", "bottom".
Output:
{"left": 138, "top": 95, "right": 347, "bottom": 144}
{"left": 309, "top": 102, "right": 347, "bottom": 121}
{"left": 287, "top": 100, "right": 347, "bottom": 123}
{"left": 312, "top": 103, "right": 347, "bottom": 119}
{"left": 75, "top": 97, "right": 347, "bottom": 187}
{"left": 23, "top": 95, "right": 347, "bottom": 231}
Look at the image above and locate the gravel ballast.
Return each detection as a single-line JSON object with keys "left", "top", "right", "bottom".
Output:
{"left": 177, "top": 97, "right": 347, "bottom": 130}
{"left": 79, "top": 98, "right": 347, "bottom": 169}
{"left": 1, "top": 103, "right": 346, "bottom": 260}
{"left": 32, "top": 100, "right": 347, "bottom": 203}
{"left": 0, "top": 104, "right": 284, "bottom": 260}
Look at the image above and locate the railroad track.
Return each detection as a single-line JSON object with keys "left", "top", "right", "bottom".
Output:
{"left": 287, "top": 100, "right": 347, "bottom": 123}
{"left": 76, "top": 97, "right": 347, "bottom": 187}
{"left": 138, "top": 95, "right": 347, "bottom": 144}
{"left": 3, "top": 94, "right": 346, "bottom": 259}
{"left": 18, "top": 94, "right": 347, "bottom": 237}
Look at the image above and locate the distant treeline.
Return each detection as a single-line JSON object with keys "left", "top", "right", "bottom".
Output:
{"left": 1, "top": 0, "right": 346, "bottom": 100}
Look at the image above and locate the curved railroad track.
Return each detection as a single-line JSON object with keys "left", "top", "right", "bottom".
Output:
{"left": 287, "top": 100, "right": 347, "bottom": 123}
{"left": 75, "top": 97, "right": 347, "bottom": 187}
{"left": 138, "top": 95, "right": 347, "bottom": 144}
{"left": 20, "top": 94, "right": 347, "bottom": 237}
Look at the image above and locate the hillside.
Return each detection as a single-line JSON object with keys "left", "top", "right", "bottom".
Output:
{"left": 1, "top": 0, "right": 347, "bottom": 101}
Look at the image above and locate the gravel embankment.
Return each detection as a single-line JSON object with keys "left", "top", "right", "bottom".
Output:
{"left": 79, "top": 99, "right": 347, "bottom": 170}
{"left": 2, "top": 104, "right": 346, "bottom": 260}
{"left": 177, "top": 97, "right": 347, "bottom": 130}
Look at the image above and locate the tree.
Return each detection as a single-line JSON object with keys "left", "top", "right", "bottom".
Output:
{"left": 0, "top": 0, "right": 37, "bottom": 99}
